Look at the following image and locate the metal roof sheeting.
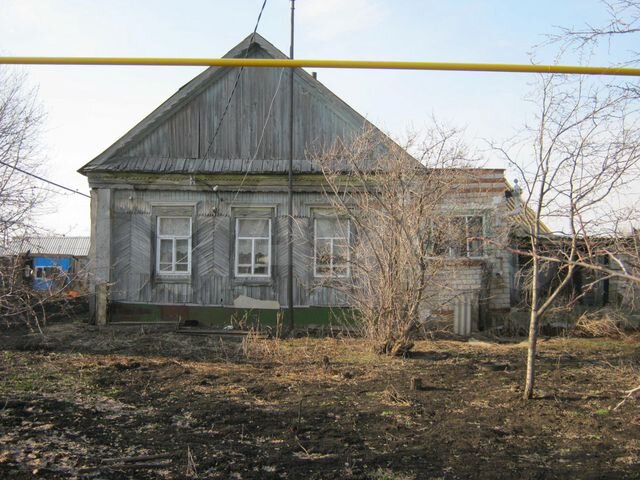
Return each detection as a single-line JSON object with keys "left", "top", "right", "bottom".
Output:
{"left": 1, "top": 236, "right": 90, "bottom": 257}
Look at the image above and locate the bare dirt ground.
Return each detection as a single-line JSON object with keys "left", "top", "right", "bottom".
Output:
{"left": 1, "top": 323, "right": 639, "bottom": 479}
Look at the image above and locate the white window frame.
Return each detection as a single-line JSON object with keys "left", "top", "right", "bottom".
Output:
{"left": 35, "top": 265, "right": 64, "bottom": 280}
{"left": 314, "top": 217, "right": 350, "bottom": 278}
{"left": 156, "top": 216, "right": 192, "bottom": 275}
{"left": 460, "top": 215, "right": 484, "bottom": 258}
{"left": 235, "top": 217, "right": 272, "bottom": 277}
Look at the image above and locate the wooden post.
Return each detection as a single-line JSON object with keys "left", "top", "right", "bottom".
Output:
{"left": 410, "top": 377, "right": 422, "bottom": 391}
{"left": 96, "top": 282, "right": 108, "bottom": 326}
{"left": 89, "top": 188, "right": 112, "bottom": 324}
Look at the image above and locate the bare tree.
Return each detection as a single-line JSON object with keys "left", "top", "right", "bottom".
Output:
{"left": 549, "top": 0, "right": 640, "bottom": 102}
{"left": 0, "top": 67, "right": 44, "bottom": 241}
{"left": 313, "top": 126, "right": 482, "bottom": 355}
{"left": 495, "top": 73, "right": 640, "bottom": 399}
{"left": 551, "top": 1, "right": 640, "bottom": 56}
{"left": 0, "top": 67, "right": 53, "bottom": 329}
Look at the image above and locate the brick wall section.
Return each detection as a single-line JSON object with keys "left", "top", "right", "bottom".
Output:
{"left": 422, "top": 170, "right": 512, "bottom": 331}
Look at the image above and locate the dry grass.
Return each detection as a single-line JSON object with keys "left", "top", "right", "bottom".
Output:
{"left": 574, "top": 309, "right": 633, "bottom": 338}
{"left": 2, "top": 323, "right": 640, "bottom": 479}
{"left": 381, "top": 385, "right": 415, "bottom": 407}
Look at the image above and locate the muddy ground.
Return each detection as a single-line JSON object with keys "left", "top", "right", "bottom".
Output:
{"left": 0, "top": 323, "right": 639, "bottom": 479}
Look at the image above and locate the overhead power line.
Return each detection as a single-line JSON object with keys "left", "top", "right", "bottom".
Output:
{"left": 203, "top": 0, "right": 268, "bottom": 158}
{"left": 2, "top": 57, "right": 640, "bottom": 77}
{"left": 0, "top": 159, "right": 91, "bottom": 198}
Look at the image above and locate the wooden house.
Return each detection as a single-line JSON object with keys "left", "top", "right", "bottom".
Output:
{"left": 79, "top": 34, "right": 513, "bottom": 329}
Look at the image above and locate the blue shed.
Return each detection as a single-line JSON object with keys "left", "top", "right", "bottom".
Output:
{"left": 33, "top": 256, "right": 72, "bottom": 291}
{"left": 1, "top": 237, "right": 90, "bottom": 292}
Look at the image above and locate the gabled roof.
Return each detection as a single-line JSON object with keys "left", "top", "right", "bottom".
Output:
{"left": 1, "top": 237, "right": 90, "bottom": 257}
{"left": 79, "top": 33, "right": 386, "bottom": 176}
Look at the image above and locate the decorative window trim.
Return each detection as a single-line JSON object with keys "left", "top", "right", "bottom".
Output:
{"left": 234, "top": 217, "right": 272, "bottom": 278}
{"left": 155, "top": 216, "right": 192, "bottom": 276}
{"left": 313, "top": 216, "right": 351, "bottom": 278}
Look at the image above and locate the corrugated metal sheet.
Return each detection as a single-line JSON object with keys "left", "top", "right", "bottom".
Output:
{"left": 2, "top": 236, "right": 90, "bottom": 257}
{"left": 505, "top": 182, "right": 552, "bottom": 235}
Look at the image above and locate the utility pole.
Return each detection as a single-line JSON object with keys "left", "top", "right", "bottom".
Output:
{"left": 287, "top": 0, "right": 295, "bottom": 332}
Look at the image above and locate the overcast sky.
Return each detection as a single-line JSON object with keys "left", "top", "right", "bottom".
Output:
{"left": 0, "top": 0, "right": 630, "bottom": 236}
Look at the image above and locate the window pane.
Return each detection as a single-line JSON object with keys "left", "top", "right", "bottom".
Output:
{"left": 469, "top": 239, "right": 484, "bottom": 257}
{"left": 175, "top": 263, "right": 189, "bottom": 272}
{"left": 466, "top": 216, "right": 483, "bottom": 257}
{"left": 237, "top": 265, "right": 251, "bottom": 275}
{"left": 316, "top": 217, "right": 347, "bottom": 238}
{"left": 335, "top": 219, "right": 349, "bottom": 239}
{"left": 446, "top": 217, "right": 466, "bottom": 257}
{"left": 333, "top": 240, "right": 348, "bottom": 266}
{"left": 428, "top": 220, "right": 446, "bottom": 256}
{"left": 159, "top": 217, "right": 190, "bottom": 236}
{"left": 315, "top": 238, "right": 332, "bottom": 268}
{"left": 159, "top": 239, "right": 172, "bottom": 263}
{"left": 159, "top": 263, "right": 173, "bottom": 272}
{"left": 237, "top": 239, "right": 252, "bottom": 266}
{"left": 254, "top": 239, "right": 269, "bottom": 267}
{"left": 176, "top": 239, "right": 189, "bottom": 264}
{"left": 316, "top": 264, "right": 331, "bottom": 275}
{"left": 316, "top": 218, "right": 335, "bottom": 238}
{"left": 254, "top": 264, "right": 268, "bottom": 275}
{"left": 238, "top": 218, "right": 269, "bottom": 237}
{"left": 467, "top": 216, "right": 483, "bottom": 237}
{"left": 333, "top": 265, "right": 348, "bottom": 277}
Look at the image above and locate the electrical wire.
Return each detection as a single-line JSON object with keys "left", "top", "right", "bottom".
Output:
{"left": 0, "top": 159, "right": 90, "bottom": 198}
{"left": 203, "top": 0, "right": 268, "bottom": 158}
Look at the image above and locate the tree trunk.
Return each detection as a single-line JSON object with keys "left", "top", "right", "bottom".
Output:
{"left": 523, "top": 256, "right": 540, "bottom": 400}
{"left": 523, "top": 307, "right": 539, "bottom": 399}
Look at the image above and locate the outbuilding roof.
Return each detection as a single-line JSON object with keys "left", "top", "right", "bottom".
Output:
{"left": 1, "top": 236, "right": 90, "bottom": 257}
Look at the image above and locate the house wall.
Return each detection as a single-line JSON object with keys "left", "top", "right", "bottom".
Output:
{"left": 92, "top": 169, "right": 511, "bottom": 328}
{"left": 424, "top": 184, "right": 512, "bottom": 330}
{"left": 106, "top": 188, "right": 348, "bottom": 309}
{"left": 604, "top": 254, "right": 640, "bottom": 309}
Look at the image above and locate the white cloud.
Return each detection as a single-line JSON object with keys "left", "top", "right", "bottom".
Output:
{"left": 298, "top": 0, "right": 385, "bottom": 41}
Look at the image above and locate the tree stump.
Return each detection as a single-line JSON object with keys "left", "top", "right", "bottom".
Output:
{"left": 410, "top": 377, "right": 422, "bottom": 391}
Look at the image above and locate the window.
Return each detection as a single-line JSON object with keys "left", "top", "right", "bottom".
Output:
{"left": 35, "top": 266, "right": 64, "bottom": 279}
{"left": 429, "top": 215, "right": 484, "bottom": 258}
{"left": 235, "top": 218, "right": 271, "bottom": 277}
{"left": 464, "top": 215, "right": 484, "bottom": 257}
{"left": 314, "top": 217, "right": 350, "bottom": 277}
{"left": 156, "top": 216, "right": 192, "bottom": 275}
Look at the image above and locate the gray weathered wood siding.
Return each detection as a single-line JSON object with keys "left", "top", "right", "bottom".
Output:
{"left": 109, "top": 66, "right": 361, "bottom": 172}
{"left": 82, "top": 44, "right": 373, "bottom": 175}
{"left": 109, "top": 188, "right": 345, "bottom": 307}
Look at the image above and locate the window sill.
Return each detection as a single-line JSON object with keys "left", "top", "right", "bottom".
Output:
{"left": 155, "top": 274, "right": 192, "bottom": 284}
{"left": 232, "top": 277, "right": 273, "bottom": 287}
{"left": 442, "top": 257, "right": 487, "bottom": 266}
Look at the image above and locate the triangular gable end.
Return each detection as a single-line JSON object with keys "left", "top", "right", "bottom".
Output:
{"left": 79, "top": 33, "right": 386, "bottom": 175}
